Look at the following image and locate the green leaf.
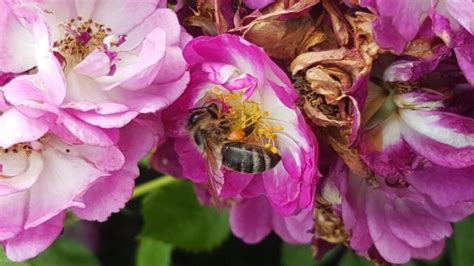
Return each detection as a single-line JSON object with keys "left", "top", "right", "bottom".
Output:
{"left": 450, "top": 215, "right": 474, "bottom": 266}
{"left": 141, "top": 179, "right": 230, "bottom": 252}
{"left": 136, "top": 238, "right": 172, "bottom": 266}
{"left": 338, "top": 250, "right": 372, "bottom": 266}
{"left": 0, "top": 236, "right": 100, "bottom": 266}
{"left": 413, "top": 259, "right": 443, "bottom": 266}
{"left": 281, "top": 245, "right": 352, "bottom": 266}
{"left": 139, "top": 153, "right": 151, "bottom": 168}
{"left": 281, "top": 244, "right": 316, "bottom": 266}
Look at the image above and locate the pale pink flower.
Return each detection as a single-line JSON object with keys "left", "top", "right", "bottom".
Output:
{"left": 0, "top": 120, "right": 157, "bottom": 262}
{"left": 0, "top": 0, "right": 190, "bottom": 144}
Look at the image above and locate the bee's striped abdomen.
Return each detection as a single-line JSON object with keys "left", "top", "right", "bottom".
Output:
{"left": 221, "top": 142, "right": 281, "bottom": 173}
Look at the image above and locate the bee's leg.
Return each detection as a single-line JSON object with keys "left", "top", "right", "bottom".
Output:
{"left": 243, "top": 123, "right": 255, "bottom": 136}
{"left": 218, "top": 120, "right": 231, "bottom": 131}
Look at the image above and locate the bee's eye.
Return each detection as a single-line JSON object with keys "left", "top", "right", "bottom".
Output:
{"left": 188, "top": 111, "right": 205, "bottom": 126}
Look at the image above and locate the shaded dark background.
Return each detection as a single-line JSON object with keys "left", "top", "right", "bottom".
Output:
{"left": 97, "top": 207, "right": 281, "bottom": 266}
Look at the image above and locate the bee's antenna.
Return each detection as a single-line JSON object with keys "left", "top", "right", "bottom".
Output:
{"left": 188, "top": 106, "right": 209, "bottom": 113}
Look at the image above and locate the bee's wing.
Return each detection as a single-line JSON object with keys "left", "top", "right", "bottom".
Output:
{"left": 202, "top": 138, "right": 225, "bottom": 203}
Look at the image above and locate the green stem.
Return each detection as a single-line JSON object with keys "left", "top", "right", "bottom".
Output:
{"left": 64, "top": 215, "right": 80, "bottom": 228}
{"left": 132, "top": 175, "right": 175, "bottom": 199}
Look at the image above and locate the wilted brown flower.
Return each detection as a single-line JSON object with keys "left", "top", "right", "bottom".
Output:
{"left": 289, "top": 3, "right": 379, "bottom": 182}
{"left": 314, "top": 197, "right": 349, "bottom": 245}
{"left": 232, "top": 0, "right": 323, "bottom": 59}
{"left": 290, "top": 8, "right": 378, "bottom": 144}
{"left": 185, "top": 0, "right": 234, "bottom": 35}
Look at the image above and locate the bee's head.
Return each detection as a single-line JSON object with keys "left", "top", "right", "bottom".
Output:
{"left": 186, "top": 103, "right": 219, "bottom": 130}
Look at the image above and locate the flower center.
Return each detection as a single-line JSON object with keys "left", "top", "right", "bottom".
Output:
{"left": 385, "top": 81, "right": 418, "bottom": 94}
{"left": 209, "top": 87, "right": 283, "bottom": 154}
{"left": 53, "top": 16, "right": 124, "bottom": 72}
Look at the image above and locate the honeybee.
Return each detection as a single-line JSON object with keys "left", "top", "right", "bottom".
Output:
{"left": 187, "top": 103, "right": 282, "bottom": 196}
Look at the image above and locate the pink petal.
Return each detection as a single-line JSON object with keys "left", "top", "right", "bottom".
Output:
{"left": 121, "top": 8, "right": 182, "bottom": 50}
{"left": 3, "top": 77, "right": 58, "bottom": 114}
{"left": 73, "top": 171, "right": 135, "bottom": 222}
{"left": 365, "top": 192, "right": 412, "bottom": 264}
{"left": 385, "top": 199, "right": 451, "bottom": 248}
{"left": 262, "top": 163, "right": 301, "bottom": 215}
{"left": 243, "top": 0, "right": 274, "bottom": 9}
{"left": 74, "top": 49, "right": 113, "bottom": 78}
{"left": 343, "top": 186, "right": 373, "bottom": 251}
{"left": 220, "top": 171, "right": 254, "bottom": 198}
{"left": 240, "top": 175, "right": 266, "bottom": 198}
{"left": 230, "top": 196, "right": 272, "bottom": 243}
{"left": 453, "top": 31, "right": 474, "bottom": 85}
{"left": 3, "top": 212, "right": 65, "bottom": 262}
{"left": 99, "top": 27, "right": 166, "bottom": 90}
{"left": 400, "top": 110, "right": 474, "bottom": 168}
{"left": 47, "top": 138, "right": 124, "bottom": 172}
{"left": 32, "top": 20, "right": 67, "bottom": 105}
{"left": 410, "top": 240, "right": 445, "bottom": 260}
{"left": 58, "top": 113, "right": 115, "bottom": 146}
{"left": 36, "top": 1, "right": 78, "bottom": 39}
{"left": 109, "top": 71, "right": 190, "bottom": 115}
{"left": 174, "top": 137, "right": 208, "bottom": 184}
{"left": 0, "top": 1, "right": 36, "bottom": 73}
{"left": 406, "top": 164, "right": 474, "bottom": 207}
{"left": 368, "top": 0, "right": 431, "bottom": 53}
{"left": 153, "top": 46, "right": 188, "bottom": 84}
{"left": 360, "top": 114, "right": 425, "bottom": 178}
{"left": 73, "top": 121, "right": 156, "bottom": 221}
{"left": 26, "top": 140, "right": 109, "bottom": 228}
{"left": 0, "top": 152, "right": 43, "bottom": 196}
{"left": 445, "top": 0, "right": 474, "bottom": 34}
{"left": 73, "top": 110, "right": 139, "bottom": 129}
{"left": 272, "top": 207, "right": 313, "bottom": 244}
{"left": 0, "top": 108, "right": 48, "bottom": 149}
{"left": 61, "top": 100, "right": 129, "bottom": 115}
{"left": 0, "top": 191, "right": 29, "bottom": 241}
{"left": 90, "top": 0, "right": 159, "bottom": 34}
{"left": 151, "top": 138, "right": 184, "bottom": 178}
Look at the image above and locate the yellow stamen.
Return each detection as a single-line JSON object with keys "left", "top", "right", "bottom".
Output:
{"left": 53, "top": 16, "right": 112, "bottom": 70}
{"left": 270, "top": 147, "right": 278, "bottom": 154}
{"left": 207, "top": 88, "right": 284, "bottom": 154}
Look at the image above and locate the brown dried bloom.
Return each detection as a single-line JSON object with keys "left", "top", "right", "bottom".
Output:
{"left": 290, "top": 3, "right": 379, "bottom": 180}
{"left": 185, "top": 0, "right": 234, "bottom": 35}
{"left": 290, "top": 7, "right": 378, "bottom": 143}
{"left": 231, "top": 0, "right": 323, "bottom": 60}
{"left": 314, "top": 197, "right": 349, "bottom": 246}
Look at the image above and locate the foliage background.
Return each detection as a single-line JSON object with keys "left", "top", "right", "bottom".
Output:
{"left": 0, "top": 164, "right": 472, "bottom": 266}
